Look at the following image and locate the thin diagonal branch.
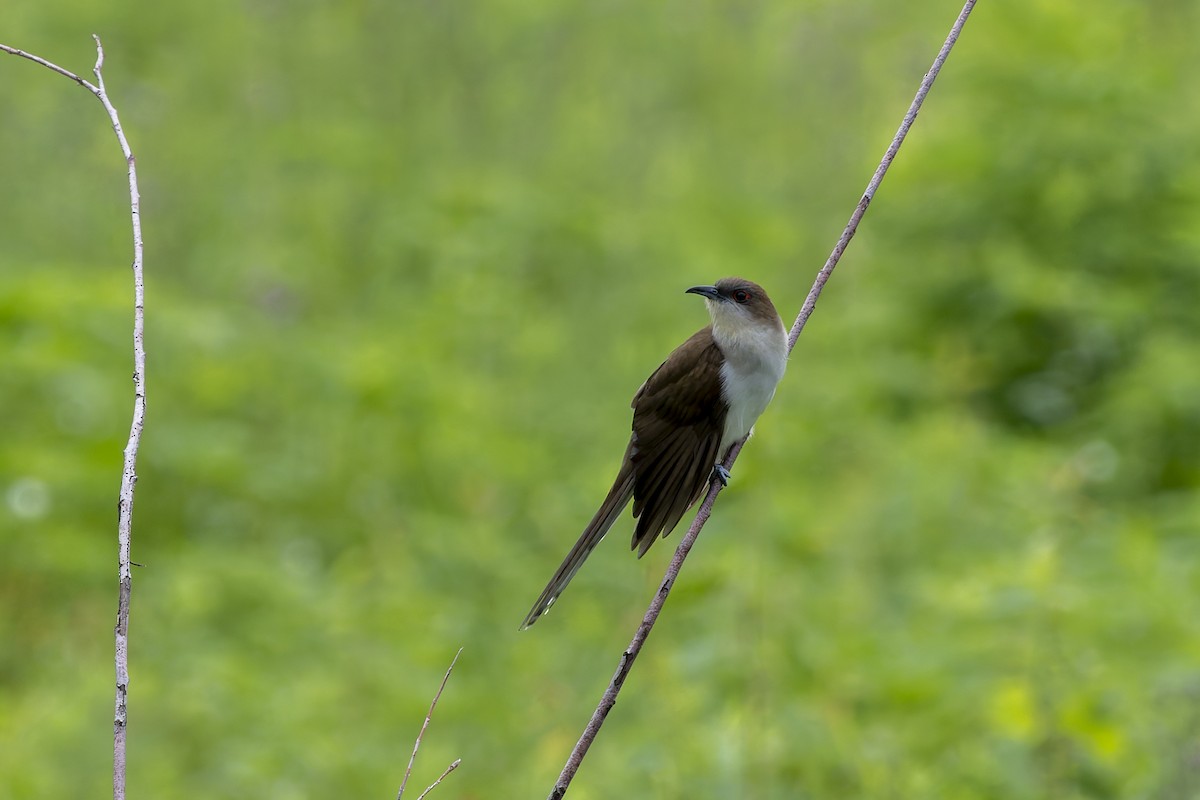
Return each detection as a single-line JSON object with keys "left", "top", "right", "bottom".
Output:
{"left": 397, "top": 648, "right": 463, "bottom": 800}
{"left": 0, "top": 42, "right": 98, "bottom": 90}
{"left": 2, "top": 36, "right": 147, "bottom": 800}
{"left": 546, "top": 2, "right": 979, "bottom": 797}
{"left": 415, "top": 759, "right": 462, "bottom": 800}
{"left": 786, "top": 1, "right": 976, "bottom": 352}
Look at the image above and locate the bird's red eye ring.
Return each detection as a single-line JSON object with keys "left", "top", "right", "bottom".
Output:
{"left": 734, "top": 289, "right": 751, "bottom": 304}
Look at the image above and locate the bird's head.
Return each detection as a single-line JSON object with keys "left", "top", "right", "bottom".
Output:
{"left": 685, "top": 278, "right": 783, "bottom": 337}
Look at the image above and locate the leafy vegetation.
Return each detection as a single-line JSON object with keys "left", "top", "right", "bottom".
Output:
{"left": 2, "top": 1, "right": 1198, "bottom": 797}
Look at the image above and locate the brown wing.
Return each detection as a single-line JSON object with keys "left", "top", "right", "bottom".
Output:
{"left": 521, "top": 326, "right": 727, "bottom": 628}
{"left": 628, "top": 326, "right": 727, "bottom": 556}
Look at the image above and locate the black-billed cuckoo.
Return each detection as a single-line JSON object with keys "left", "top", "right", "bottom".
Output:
{"left": 521, "top": 278, "right": 787, "bottom": 628}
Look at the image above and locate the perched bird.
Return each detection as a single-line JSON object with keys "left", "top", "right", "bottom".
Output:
{"left": 521, "top": 278, "right": 787, "bottom": 628}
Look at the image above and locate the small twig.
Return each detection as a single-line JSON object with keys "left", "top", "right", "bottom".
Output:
{"left": 397, "top": 648, "right": 463, "bottom": 800}
{"left": 0, "top": 42, "right": 98, "bottom": 90}
{"left": 2, "top": 36, "right": 146, "bottom": 800}
{"left": 546, "top": 2, "right": 979, "bottom": 797}
{"left": 415, "top": 759, "right": 462, "bottom": 800}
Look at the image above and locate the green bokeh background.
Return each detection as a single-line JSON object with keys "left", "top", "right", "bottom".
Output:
{"left": 3, "top": 1, "right": 1199, "bottom": 797}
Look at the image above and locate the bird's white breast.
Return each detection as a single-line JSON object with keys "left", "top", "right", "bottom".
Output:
{"left": 715, "top": 322, "right": 788, "bottom": 451}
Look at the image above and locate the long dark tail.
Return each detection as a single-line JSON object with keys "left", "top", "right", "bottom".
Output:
{"left": 520, "top": 461, "right": 635, "bottom": 629}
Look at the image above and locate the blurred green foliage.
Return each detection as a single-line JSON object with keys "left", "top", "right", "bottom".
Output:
{"left": 2, "top": 0, "right": 1199, "bottom": 797}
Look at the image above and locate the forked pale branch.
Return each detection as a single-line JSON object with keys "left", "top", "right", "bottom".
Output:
{"left": 396, "top": 648, "right": 463, "bottom": 800}
{"left": 546, "top": 1, "right": 980, "bottom": 797}
{"left": 1, "top": 36, "right": 146, "bottom": 800}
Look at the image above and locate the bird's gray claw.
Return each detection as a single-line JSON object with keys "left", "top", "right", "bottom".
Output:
{"left": 712, "top": 464, "right": 731, "bottom": 487}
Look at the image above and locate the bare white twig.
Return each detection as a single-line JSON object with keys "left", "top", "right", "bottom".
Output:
{"left": 415, "top": 759, "right": 462, "bottom": 800}
{"left": 397, "top": 648, "right": 463, "bottom": 800}
{"left": 2, "top": 36, "right": 146, "bottom": 800}
{"left": 0, "top": 42, "right": 98, "bottom": 89}
{"left": 545, "top": 2, "right": 979, "bottom": 797}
